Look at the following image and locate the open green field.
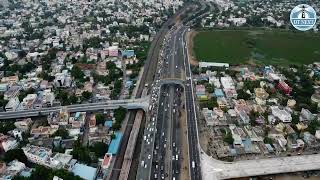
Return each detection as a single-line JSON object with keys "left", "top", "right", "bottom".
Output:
{"left": 193, "top": 30, "right": 320, "bottom": 65}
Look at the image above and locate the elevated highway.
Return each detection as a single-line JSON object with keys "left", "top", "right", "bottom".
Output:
{"left": 0, "top": 97, "right": 149, "bottom": 120}
{"left": 159, "top": 78, "right": 185, "bottom": 88}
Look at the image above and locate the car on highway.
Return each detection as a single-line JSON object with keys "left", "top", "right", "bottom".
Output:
{"left": 148, "top": 154, "right": 151, "bottom": 159}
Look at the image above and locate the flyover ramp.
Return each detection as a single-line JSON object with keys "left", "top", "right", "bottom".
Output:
{"left": 201, "top": 150, "right": 320, "bottom": 180}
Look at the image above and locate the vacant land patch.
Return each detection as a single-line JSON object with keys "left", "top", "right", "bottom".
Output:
{"left": 193, "top": 30, "right": 320, "bottom": 65}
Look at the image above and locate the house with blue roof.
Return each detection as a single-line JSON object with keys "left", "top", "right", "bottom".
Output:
{"left": 107, "top": 132, "right": 122, "bottom": 155}
{"left": 121, "top": 50, "right": 135, "bottom": 58}
{"left": 71, "top": 163, "right": 97, "bottom": 180}
{"left": 214, "top": 88, "right": 225, "bottom": 97}
{"left": 104, "top": 121, "right": 113, "bottom": 128}
{"left": 125, "top": 80, "right": 133, "bottom": 88}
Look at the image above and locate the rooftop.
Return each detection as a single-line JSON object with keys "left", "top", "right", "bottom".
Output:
{"left": 71, "top": 163, "right": 97, "bottom": 180}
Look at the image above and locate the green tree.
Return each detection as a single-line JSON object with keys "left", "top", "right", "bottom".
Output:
{"left": 13, "top": 165, "right": 82, "bottom": 180}
{"left": 18, "top": 88, "right": 35, "bottom": 102}
{"left": 95, "top": 113, "right": 105, "bottom": 125}
{"left": 243, "top": 80, "right": 260, "bottom": 92}
{"left": 69, "top": 95, "right": 78, "bottom": 104}
{"left": 223, "top": 132, "right": 234, "bottom": 145}
{"left": 307, "top": 119, "right": 320, "bottom": 135}
{"left": 291, "top": 114, "right": 300, "bottom": 125}
{"left": 0, "top": 121, "right": 15, "bottom": 134}
{"left": 71, "top": 65, "right": 85, "bottom": 81}
{"left": 52, "top": 128, "right": 69, "bottom": 139}
{"left": 207, "top": 97, "right": 218, "bottom": 109}
{"left": 3, "top": 149, "right": 28, "bottom": 164}
{"left": 56, "top": 90, "right": 70, "bottom": 105}
{"left": 205, "top": 83, "right": 214, "bottom": 94}
{"left": 90, "top": 142, "right": 108, "bottom": 157}
{"left": 263, "top": 137, "right": 273, "bottom": 144}
{"left": 81, "top": 91, "right": 93, "bottom": 101}
{"left": 237, "top": 89, "right": 251, "bottom": 100}
{"left": 71, "top": 139, "right": 92, "bottom": 164}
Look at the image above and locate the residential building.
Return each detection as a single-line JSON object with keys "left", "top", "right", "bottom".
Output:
{"left": 51, "top": 153, "right": 73, "bottom": 169}
{"left": 202, "top": 108, "right": 215, "bottom": 126}
{"left": 5, "top": 97, "right": 20, "bottom": 112}
{"left": 214, "top": 88, "right": 224, "bottom": 97}
{"left": 0, "top": 83, "right": 8, "bottom": 92}
{"left": 277, "top": 81, "right": 292, "bottom": 95}
{"left": 22, "top": 145, "right": 52, "bottom": 167}
{"left": 102, "top": 153, "right": 113, "bottom": 169}
{"left": 20, "top": 94, "right": 37, "bottom": 110}
{"left": 0, "top": 134, "right": 18, "bottom": 152}
{"left": 71, "top": 163, "right": 97, "bottom": 180}
{"left": 254, "top": 88, "right": 269, "bottom": 105}
{"left": 30, "top": 126, "right": 58, "bottom": 137}
{"left": 14, "top": 118, "right": 32, "bottom": 131}
{"left": 300, "top": 108, "right": 315, "bottom": 121}
{"left": 108, "top": 46, "right": 119, "bottom": 57}
{"left": 1, "top": 75, "right": 19, "bottom": 84}
{"left": 0, "top": 160, "right": 26, "bottom": 180}
{"left": 195, "top": 84, "right": 206, "bottom": 97}
{"left": 4, "top": 86, "right": 21, "bottom": 100}
{"left": 217, "top": 97, "right": 227, "bottom": 109}
{"left": 270, "top": 106, "right": 292, "bottom": 123}
{"left": 239, "top": 110, "right": 250, "bottom": 124}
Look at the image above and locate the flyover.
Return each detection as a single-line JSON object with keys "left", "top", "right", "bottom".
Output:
{"left": 159, "top": 78, "right": 185, "bottom": 88}
{"left": 0, "top": 97, "right": 150, "bottom": 119}
{"left": 201, "top": 151, "right": 320, "bottom": 180}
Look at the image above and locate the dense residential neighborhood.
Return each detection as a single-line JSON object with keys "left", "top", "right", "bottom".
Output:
{"left": 200, "top": 0, "right": 320, "bottom": 30}
{"left": 1, "top": 0, "right": 320, "bottom": 179}
{"left": 0, "top": 0, "right": 183, "bottom": 179}
{"left": 196, "top": 62, "right": 320, "bottom": 161}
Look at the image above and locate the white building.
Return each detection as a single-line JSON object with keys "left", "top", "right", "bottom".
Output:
{"left": 0, "top": 160, "right": 26, "bottom": 179}
{"left": 22, "top": 145, "right": 52, "bottom": 167}
{"left": 20, "top": 94, "right": 37, "bottom": 110}
{"left": 202, "top": 108, "right": 215, "bottom": 126}
{"left": 271, "top": 106, "right": 292, "bottom": 123}
{"left": 5, "top": 97, "right": 20, "bottom": 112}
{"left": 220, "top": 76, "right": 235, "bottom": 89}
{"left": 0, "top": 134, "right": 18, "bottom": 152}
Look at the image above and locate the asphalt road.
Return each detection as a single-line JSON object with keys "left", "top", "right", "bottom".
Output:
{"left": 136, "top": 2, "right": 207, "bottom": 180}
{"left": 109, "top": 4, "right": 194, "bottom": 179}
{"left": 181, "top": 25, "right": 202, "bottom": 180}
{"left": 135, "top": 4, "right": 196, "bottom": 180}
{"left": 148, "top": 25, "right": 185, "bottom": 180}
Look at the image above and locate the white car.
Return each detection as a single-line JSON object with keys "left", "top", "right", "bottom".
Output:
{"left": 148, "top": 154, "right": 151, "bottom": 159}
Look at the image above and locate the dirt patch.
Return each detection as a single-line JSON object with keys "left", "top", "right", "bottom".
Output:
{"left": 198, "top": 112, "right": 212, "bottom": 156}
{"left": 180, "top": 105, "right": 190, "bottom": 180}
{"left": 186, "top": 30, "right": 199, "bottom": 66}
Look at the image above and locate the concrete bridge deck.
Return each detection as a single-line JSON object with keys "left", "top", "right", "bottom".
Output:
{"left": 0, "top": 97, "right": 149, "bottom": 119}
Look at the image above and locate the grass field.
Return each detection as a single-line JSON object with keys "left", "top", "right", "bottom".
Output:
{"left": 193, "top": 30, "right": 320, "bottom": 65}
